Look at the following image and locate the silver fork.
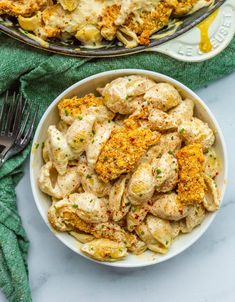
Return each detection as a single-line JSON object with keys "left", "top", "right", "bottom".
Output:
{"left": 0, "top": 91, "right": 39, "bottom": 168}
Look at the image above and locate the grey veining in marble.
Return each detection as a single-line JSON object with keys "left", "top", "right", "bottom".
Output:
{"left": 0, "top": 73, "right": 235, "bottom": 302}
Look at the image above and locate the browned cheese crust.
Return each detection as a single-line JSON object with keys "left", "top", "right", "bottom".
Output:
{"left": 0, "top": 0, "right": 49, "bottom": 17}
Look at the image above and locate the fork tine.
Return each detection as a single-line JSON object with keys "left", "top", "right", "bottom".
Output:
{"left": 16, "top": 102, "right": 31, "bottom": 140}
{"left": 21, "top": 105, "right": 39, "bottom": 146}
{"left": 11, "top": 94, "right": 23, "bottom": 135}
{"left": 5, "top": 92, "right": 17, "bottom": 134}
{"left": 0, "top": 91, "right": 9, "bottom": 133}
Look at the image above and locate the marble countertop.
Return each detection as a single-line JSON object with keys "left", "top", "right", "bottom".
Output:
{"left": 1, "top": 73, "right": 235, "bottom": 302}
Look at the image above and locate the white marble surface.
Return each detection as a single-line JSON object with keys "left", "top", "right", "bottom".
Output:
{"left": 1, "top": 73, "right": 235, "bottom": 302}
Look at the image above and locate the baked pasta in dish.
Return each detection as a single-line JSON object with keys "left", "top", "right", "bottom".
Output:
{"left": 0, "top": 0, "right": 213, "bottom": 48}
{"left": 38, "top": 75, "right": 220, "bottom": 262}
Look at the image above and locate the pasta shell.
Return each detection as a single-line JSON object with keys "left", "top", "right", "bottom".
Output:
{"left": 152, "top": 153, "right": 178, "bottom": 193}
{"left": 203, "top": 175, "right": 219, "bottom": 212}
{"left": 127, "top": 162, "right": 155, "bottom": 205}
{"left": 109, "top": 175, "right": 131, "bottom": 221}
{"left": 69, "top": 192, "right": 109, "bottom": 224}
{"left": 81, "top": 239, "right": 127, "bottom": 262}
{"left": 47, "top": 125, "right": 73, "bottom": 175}
{"left": 144, "top": 83, "right": 182, "bottom": 111}
{"left": 146, "top": 215, "right": 173, "bottom": 249}
{"left": 150, "top": 193, "right": 189, "bottom": 221}
{"left": 204, "top": 148, "right": 219, "bottom": 179}
{"left": 179, "top": 117, "right": 215, "bottom": 151}
{"left": 39, "top": 162, "right": 80, "bottom": 199}
{"left": 169, "top": 98, "right": 194, "bottom": 125}
{"left": 86, "top": 121, "right": 114, "bottom": 168}
{"left": 78, "top": 163, "right": 111, "bottom": 197}
{"left": 148, "top": 109, "right": 178, "bottom": 132}
{"left": 66, "top": 115, "right": 96, "bottom": 155}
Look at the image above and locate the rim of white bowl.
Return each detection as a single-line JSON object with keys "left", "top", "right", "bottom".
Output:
{"left": 30, "top": 69, "right": 228, "bottom": 268}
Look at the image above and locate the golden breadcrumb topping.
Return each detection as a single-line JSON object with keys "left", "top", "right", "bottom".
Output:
{"left": 0, "top": 0, "right": 49, "bottom": 17}
{"left": 176, "top": 143, "right": 205, "bottom": 205}
{"left": 58, "top": 93, "right": 103, "bottom": 118}
{"left": 98, "top": 4, "right": 120, "bottom": 40}
{"left": 173, "top": 0, "right": 198, "bottom": 15}
{"left": 125, "top": 2, "right": 173, "bottom": 45}
{"left": 95, "top": 118, "right": 161, "bottom": 183}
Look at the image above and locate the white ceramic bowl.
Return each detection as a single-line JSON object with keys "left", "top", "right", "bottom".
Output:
{"left": 30, "top": 69, "right": 227, "bottom": 268}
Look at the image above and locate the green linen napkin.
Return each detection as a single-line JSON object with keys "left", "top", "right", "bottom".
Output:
{"left": 0, "top": 32, "right": 234, "bottom": 302}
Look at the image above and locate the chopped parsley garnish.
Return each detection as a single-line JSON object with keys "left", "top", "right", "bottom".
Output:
{"left": 35, "top": 143, "right": 39, "bottom": 149}
{"left": 80, "top": 138, "right": 84, "bottom": 142}
{"left": 72, "top": 204, "right": 78, "bottom": 208}
{"left": 168, "top": 150, "right": 173, "bottom": 155}
{"left": 86, "top": 174, "right": 92, "bottom": 179}
{"left": 179, "top": 128, "right": 185, "bottom": 134}
{"left": 77, "top": 115, "right": 83, "bottom": 120}
{"left": 64, "top": 109, "right": 69, "bottom": 116}
{"left": 156, "top": 168, "right": 162, "bottom": 175}
{"left": 104, "top": 156, "right": 109, "bottom": 161}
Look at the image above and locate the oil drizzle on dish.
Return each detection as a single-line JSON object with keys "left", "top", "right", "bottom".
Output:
{"left": 197, "top": 9, "right": 219, "bottom": 53}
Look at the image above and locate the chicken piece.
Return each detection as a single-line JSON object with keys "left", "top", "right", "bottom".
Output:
{"left": 176, "top": 144, "right": 205, "bottom": 205}
{"left": 58, "top": 93, "right": 114, "bottom": 125}
{"left": 98, "top": 75, "right": 155, "bottom": 114}
{"left": 70, "top": 231, "right": 94, "bottom": 243}
{"left": 169, "top": 98, "right": 194, "bottom": 125}
{"left": 39, "top": 162, "right": 80, "bottom": 199}
{"left": 81, "top": 239, "right": 127, "bottom": 262}
{"left": 109, "top": 175, "right": 131, "bottom": 221}
{"left": 179, "top": 117, "right": 215, "bottom": 151}
{"left": 68, "top": 192, "right": 109, "bottom": 224}
{"left": 146, "top": 215, "right": 174, "bottom": 249}
{"left": 98, "top": 4, "right": 120, "bottom": 41}
{"left": 127, "top": 162, "right": 155, "bottom": 205}
{"left": 148, "top": 108, "right": 178, "bottom": 132}
{"left": 78, "top": 163, "right": 111, "bottom": 198}
{"left": 180, "top": 204, "right": 206, "bottom": 233}
{"left": 150, "top": 193, "right": 189, "bottom": 221}
{"left": 66, "top": 115, "right": 96, "bottom": 155}
{"left": 0, "top": 0, "right": 49, "bottom": 17}
{"left": 143, "top": 132, "right": 182, "bottom": 162}
{"left": 47, "top": 125, "right": 73, "bottom": 175}
{"left": 95, "top": 118, "right": 160, "bottom": 183}
{"left": 204, "top": 148, "right": 219, "bottom": 179}
{"left": 203, "top": 175, "right": 219, "bottom": 212}
{"left": 144, "top": 83, "right": 182, "bottom": 111}
{"left": 86, "top": 121, "right": 114, "bottom": 168}
{"left": 152, "top": 153, "right": 179, "bottom": 193}
{"left": 127, "top": 202, "right": 152, "bottom": 232}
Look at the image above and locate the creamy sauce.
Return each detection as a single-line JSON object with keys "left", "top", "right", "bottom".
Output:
{"left": 197, "top": 9, "right": 218, "bottom": 53}
{"left": 115, "top": 0, "right": 160, "bottom": 25}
